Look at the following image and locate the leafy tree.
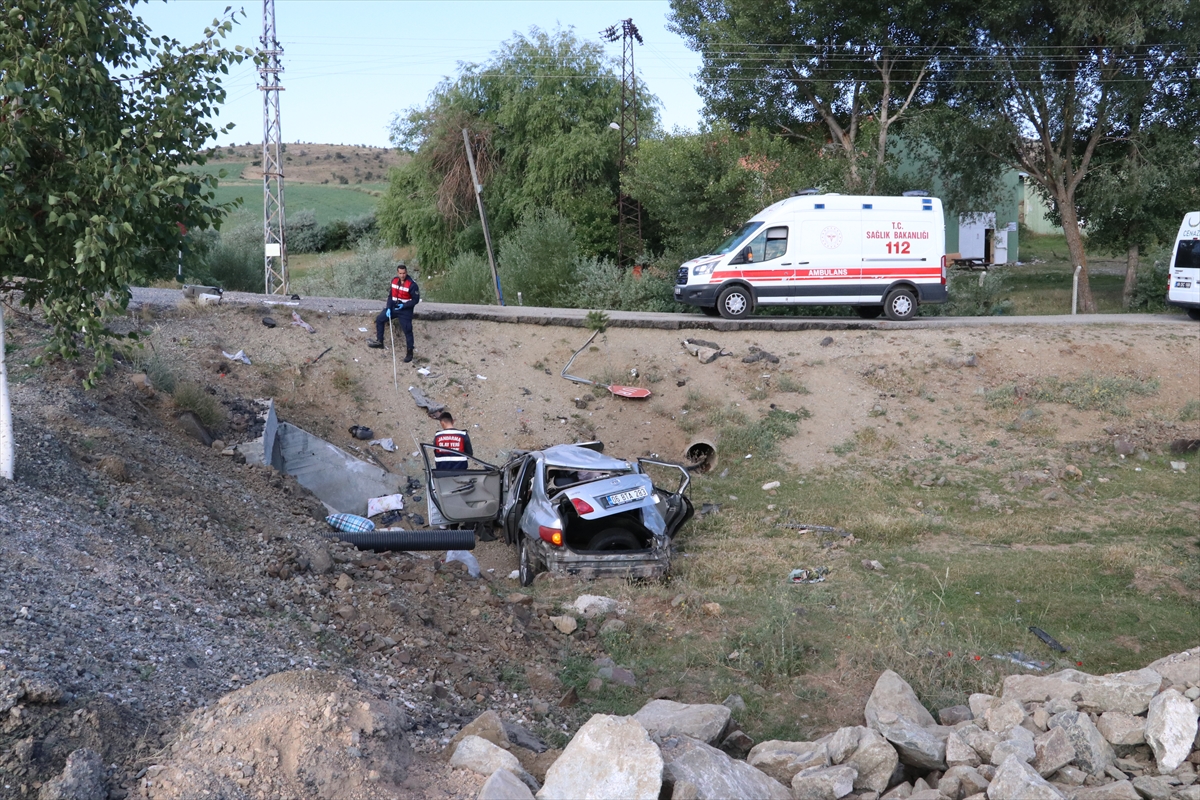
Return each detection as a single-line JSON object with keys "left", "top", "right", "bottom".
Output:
{"left": 0, "top": 0, "right": 246, "bottom": 477}
{"left": 379, "top": 27, "right": 656, "bottom": 272}
{"left": 913, "top": 0, "right": 1197, "bottom": 312}
{"left": 626, "top": 122, "right": 838, "bottom": 255}
{"left": 669, "top": 0, "right": 967, "bottom": 193}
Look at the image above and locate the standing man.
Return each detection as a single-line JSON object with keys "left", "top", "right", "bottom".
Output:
{"left": 370, "top": 261, "right": 420, "bottom": 362}
{"left": 428, "top": 411, "right": 472, "bottom": 529}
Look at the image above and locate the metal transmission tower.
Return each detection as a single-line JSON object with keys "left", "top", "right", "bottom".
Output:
{"left": 601, "top": 19, "right": 643, "bottom": 269}
{"left": 259, "top": 0, "right": 288, "bottom": 295}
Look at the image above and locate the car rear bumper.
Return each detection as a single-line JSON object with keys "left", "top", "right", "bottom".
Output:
{"left": 535, "top": 540, "right": 670, "bottom": 579}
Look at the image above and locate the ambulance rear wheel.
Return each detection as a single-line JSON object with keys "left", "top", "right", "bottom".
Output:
{"left": 717, "top": 286, "right": 753, "bottom": 319}
{"left": 855, "top": 305, "right": 884, "bottom": 319}
{"left": 883, "top": 288, "right": 917, "bottom": 321}
{"left": 700, "top": 306, "right": 720, "bottom": 317}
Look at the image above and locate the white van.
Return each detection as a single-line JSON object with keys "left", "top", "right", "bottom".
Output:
{"left": 1167, "top": 211, "right": 1200, "bottom": 320}
{"left": 674, "top": 192, "right": 948, "bottom": 320}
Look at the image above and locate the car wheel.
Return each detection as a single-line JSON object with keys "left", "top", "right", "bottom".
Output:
{"left": 700, "top": 306, "right": 720, "bottom": 317}
{"left": 855, "top": 305, "right": 884, "bottom": 319}
{"left": 586, "top": 528, "right": 641, "bottom": 552}
{"left": 518, "top": 536, "right": 538, "bottom": 587}
{"left": 883, "top": 287, "right": 917, "bottom": 321}
{"left": 1188, "top": 308, "right": 1200, "bottom": 321}
{"left": 717, "top": 285, "right": 752, "bottom": 319}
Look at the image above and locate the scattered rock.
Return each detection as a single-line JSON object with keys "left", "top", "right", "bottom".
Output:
{"left": 634, "top": 700, "right": 732, "bottom": 746}
{"left": 791, "top": 764, "right": 857, "bottom": 800}
{"left": 748, "top": 740, "right": 831, "bottom": 784}
{"left": 550, "top": 615, "right": 578, "bottom": 635}
{"left": 447, "top": 709, "right": 509, "bottom": 756}
{"left": 1096, "top": 712, "right": 1146, "bottom": 746}
{"left": 600, "top": 619, "right": 627, "bottom": 635}
{"left": 571, "top": 595, "right": 619, "bottom": 618}
{"left": 37, "top": 748, "right": 106, "bottom": 800}
{"left": 820, "top": 337, "right": 834, "bottom": 347}
{"left": 940, "top": 706, "right": 974, "bottom": 726}
{"left": 1144, "top": 689, "right": 1199, "bottom": 773}
{"left": 479, "top": 768, "right": 536, "bottom": 800}
{"left": 720, "top": 729, "right": 755, "bottom": 760}
{"left": 450, "top": 735, "right": 538, "bottom": 791}
{"left": 865, "top": 670, "right": 948, "bottom": 770}
{"left": 1033, "top": 725, "right": 1076, "bottom": 777}
{"left": 987, "top": 754, "right": 1067, "bottom": 799}
{"left": 538, "top": 714, "right": 663, "bottom": 800}
{"left": 1048, "top": 711, "right": 1115, "bottom": 775}
{"left": 661, "top": 735, "right": 792, "bottom": 800}
{"left": 129, "top": 373, "right": 154, "bottom": 397}
{"left": 702, "top": 602, "right": 722, "bottom": 617}
{"left": 845, "top": 727, "right": 900, "bottom": 793}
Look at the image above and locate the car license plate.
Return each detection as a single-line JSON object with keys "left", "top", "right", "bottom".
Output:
{"left": 604, "top": 487, "right": 647, "bottom": 507}
{"left": 1176, "top": 281, "right": 1192, "bottom": 288}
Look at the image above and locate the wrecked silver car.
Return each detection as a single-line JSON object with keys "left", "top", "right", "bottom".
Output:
{"left": 422, "top": 442, "right": 693, "bottom": 585}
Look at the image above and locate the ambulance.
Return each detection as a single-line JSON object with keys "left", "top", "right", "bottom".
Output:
{"left": 1167, "top": 211, "right": 1200, "bottom": 320}
{"left": 674, "top": 191, "right": 948, "bottom": 320}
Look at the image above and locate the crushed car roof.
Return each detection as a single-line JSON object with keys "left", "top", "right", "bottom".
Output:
{"left": 538, "top": 444, "right": 632, "bottom": 471}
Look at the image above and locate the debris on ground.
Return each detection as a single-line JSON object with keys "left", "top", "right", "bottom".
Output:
{"left": 366, "top": 493, "right": 405, "bottom": 517}
{"left": 820, "top": 336, "right": 834, "bottom": 347}
{"left": 291, "top": 310, "right": 315, "bottom": 333}
{"left": 861, "top": 559, "right": 885, "bottom": 571}
{"left": 1028, "top": 626, "right": 1069, "bottom": 652}
{"left": 262, "top": 317, "right": 277, "bottom": 328}
{"left": 348, "top": 425, "right": 373, "bottom": 440}
{"left": 743, "top": 346, "right": 780, "bottom": 364}
{"left": 325, "top": 513, "right": 375, "bottom": 533}
{"left": 788, "top": 566, "right": 829, "bottom": 584}
{"left": 445, "top": 550, "right": 481, "bottom": 578}
{"left": 992, "top": 651, "right": 1051, "bottom": 670}
{"left": 683, "top": 337, "right": 728, "bottom": 364}
{"left": 369, "top": 437, "right": 397, "bottom": 452}
{"left": 561, "top": 330, "right": 652, "bottom": 398}
{"left": 409, "top": 385, "right": 447, "bottom": 417}
{"left": 222, "top": 349, "right": 252, "bottom": 365}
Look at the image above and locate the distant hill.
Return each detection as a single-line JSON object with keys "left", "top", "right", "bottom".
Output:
{"left": 201, "top": 143, "right": 410, "bottom": 186}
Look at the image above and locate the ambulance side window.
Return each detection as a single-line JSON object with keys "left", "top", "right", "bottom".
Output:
{"left": 732, "top": 226, "right": 788, "bottom": 264}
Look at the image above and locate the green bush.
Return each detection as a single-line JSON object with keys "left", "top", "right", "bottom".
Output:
{"left": 432, "top": 251, "right": 496, "bottom": 304}
{"left": 199, "top": 223, "right": 262, "bottom": 292}
{"left": 293, "top": 238, "right": 397, "bottom": 299}
{"left": 498, "top": 209, "right": 578, "bottom": 307}
{"left": 573, "top": 257, "right": 677, "bottom": 313}
{"left": 286, "top": 209, "right": 326, "bottom": 254}
{"left": 924, "top": 270, "right": 1013, "bottom": 316}
{"left": 1128, "top": 252, "right": 1171, "bottom": 312}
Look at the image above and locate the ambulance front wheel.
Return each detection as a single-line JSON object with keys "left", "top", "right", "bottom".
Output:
{"left": 883, "top": 288, "right": 917, "bottom": 321}
{"left": 717, "top": 286, "right": 753, "bottom": 319}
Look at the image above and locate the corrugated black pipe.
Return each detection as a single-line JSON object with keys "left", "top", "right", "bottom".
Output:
{"left": 324, "top": 529, "right": 476, "bottom": 552}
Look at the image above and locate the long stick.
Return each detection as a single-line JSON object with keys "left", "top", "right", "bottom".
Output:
{"left": 390, "top": 319, "right": 398, "bottom": 392}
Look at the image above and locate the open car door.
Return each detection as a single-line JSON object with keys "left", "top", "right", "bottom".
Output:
{"left": 636, "top": 458, "right": 695, "bottom": 538}
{"left": 420, "top": 444, "right": 502, "bottom": 524}
{"left": 499, "top": 454, "right": 537, "bottom": 546}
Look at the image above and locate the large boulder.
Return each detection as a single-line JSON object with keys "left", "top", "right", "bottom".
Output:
{"left": 37, "top": 748, "right": 106, "bottom": 800}
{"left": 1095, "top": 712, "right": 1146, "bottom": 747}
{"left": 990, "top": 725, "right": 1036, "bottom": 765}
{"left": 1033, "top": 726, "right": 1076, "bottom": 777}
{"left": 450, "top": 736, "right": 538, "bottom": 791}
{"left": 1047, "top": 711, "right": 1114, "bottom": 775}
{"left": 479, "top": 769, "right": 537, "bottom": 800}
{"left": 537, "top": 715, "right": 662, "bottom": 800}
{"left": 633, "top": 700, "right": 731, "bottom": 746}
{"left": 946, "top": 729, "right": 983, "bottom": 768}
{"left": 448, "top": 709, "right": 510, "bottom": 756}
{"left": 747, "top": 740, "right": 830, "bottom": 784}
{"left": 1143, "top": 689, "right": 1200, "bottom": 773}
{"left": 844, "top": 728, "right": 899, "bottom": 793}
{"left": 865, "top": 670, "right": 939, "bottom": 729}
{"left": 659, "top": 735, "right": 792, "bottom": 800}
{"left": 1145, "top": 647, "right": 1200, "bottom": 688}
{"left": 790, "top": 765, "right": 857, "bottom": 800}
{"left": 1075, "top": 669, "right": 1162, "bottom": 715}
{"left": 986, "top": 754, "right": 1067, "bottom": 800}
{"left": 865, "top": 670, "right": 948, "bottom": 770}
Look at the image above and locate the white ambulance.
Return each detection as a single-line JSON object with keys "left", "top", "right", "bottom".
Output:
{"left": 1167, "top": 211, "right": 1200, "bottom": 320}
{"left": 674, "top": 192, "right": 948, "bottom": 320}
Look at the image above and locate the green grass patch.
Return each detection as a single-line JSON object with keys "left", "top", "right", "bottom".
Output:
{"left": 986, "top": 373, "right": 1158, "bottom": 417}
{"left": 172, "top": 382, "right": 227, "bottom": 430}
{"left": 211, "top": 183, "right": 382, "bottom": 225}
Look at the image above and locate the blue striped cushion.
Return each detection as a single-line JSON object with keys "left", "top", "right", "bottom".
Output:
{"left": 325, "top": 513, "right": 375, "bottom": 533}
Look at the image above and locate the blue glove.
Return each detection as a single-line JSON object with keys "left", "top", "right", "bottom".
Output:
{"left": 385, "top": 307, "right": 392, "bottom": 319}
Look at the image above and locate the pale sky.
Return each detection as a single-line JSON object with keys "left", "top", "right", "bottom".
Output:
{"left": 135, "top": 0, "right": 706, "bottom": 148}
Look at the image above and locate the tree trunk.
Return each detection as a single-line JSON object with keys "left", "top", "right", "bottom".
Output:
{"left": 0, "top": 302, "right": 13, "bottom": 480}
{"left": 1057, "top": 202, "right": 1096, "bottom": 313}
{"left": 1122, "top": 244, "right": 1139, "bottom": 308}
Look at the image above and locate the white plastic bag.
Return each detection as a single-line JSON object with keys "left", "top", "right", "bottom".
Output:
{"left": 445, "top": 550, "right": 480, "bottom": 578}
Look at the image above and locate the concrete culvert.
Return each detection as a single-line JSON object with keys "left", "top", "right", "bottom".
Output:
{"left": 685, "top": 439, "right": 717, "bottom": 473}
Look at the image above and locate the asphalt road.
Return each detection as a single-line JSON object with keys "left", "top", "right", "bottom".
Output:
{"left": 130, "top": 286, "right": 1197, "bottom": 332}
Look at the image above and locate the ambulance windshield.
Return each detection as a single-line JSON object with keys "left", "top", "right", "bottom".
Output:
{"left": 710, "top": 222, "right": 763, "bottom": 256}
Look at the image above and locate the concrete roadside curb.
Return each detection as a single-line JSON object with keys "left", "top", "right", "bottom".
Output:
{"left": 129, "top": 287, "right": 1195, "bottom": 332}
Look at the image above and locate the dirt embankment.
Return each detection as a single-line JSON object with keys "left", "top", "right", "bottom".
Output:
{"left": 0, "top": 304, "right": 1195, "bottom": 798}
